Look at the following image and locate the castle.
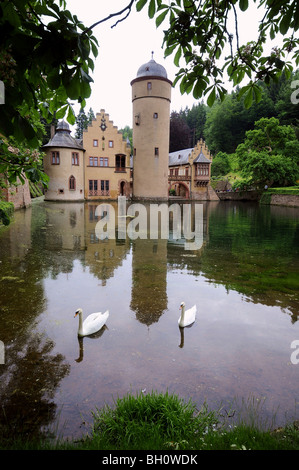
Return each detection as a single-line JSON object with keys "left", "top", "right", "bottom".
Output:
{"left": 42, "top": 58, "right": 218, "bottom": 202}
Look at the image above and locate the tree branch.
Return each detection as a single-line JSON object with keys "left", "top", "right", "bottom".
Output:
{"left": 83, "top": 0, "right": 135, "bottom": 33}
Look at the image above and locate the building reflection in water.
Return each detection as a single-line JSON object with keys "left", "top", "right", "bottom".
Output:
{"left": 130, "top": 238, "right": 168, "bottom": 326}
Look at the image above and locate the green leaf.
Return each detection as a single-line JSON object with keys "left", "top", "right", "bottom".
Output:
{"left": 136, "top": 0, "right": 148, "bottom": 12}
{"left": 239, "top": 0, "right": 248, "bottom": 11}
{"left": 193, "top": 80, "right": 203, "bottom": 99}
{"left": 156, "top": 9, "right": 168, "bottom": 27}
{"left": 148, "top": 0, "right": 156, "bottom": 18}
{"left": 56, "top": 105, "right": 68, "bottom": 119}
{"left": 253, "top": 85, "right": 262, "bottom": 103}
{"left": 3, "top": 3, "right": 21, "bottom": 27}
{"left": 67, "top": 105, "right": 76, "bottom": 125}
{"left": 80, "top": 68, "right": 93, "bottom": 83}
{"left": 174, "top": 46, "right": 182, "bottom": 66}
{"left": 164, "top": 43, "right": 177, "bottom": 58}
{"left": 244, "top": 88, "right": 253, "bottom": 109}
{"left": 207, "top": 87, "right": 216, "bottom": 107}
{"left": 279, "top": 9, "right": 292, "bottom": 35}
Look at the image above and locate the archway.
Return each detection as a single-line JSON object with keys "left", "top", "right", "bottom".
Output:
{"left": 170, "top": 182, "right": 189, "bottom": 199}
{"left": 119, "top": 180, "right": 126, "bottom": 196}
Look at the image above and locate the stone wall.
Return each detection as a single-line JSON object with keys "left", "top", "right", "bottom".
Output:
{"left": 269, "top": 194, "right": 299, "bottom": 207}
{"left": 2, "top": 178, "right": 31, "bottom": 209}
{"left": 217, "top": 190, "right": 260, "bottom": 201}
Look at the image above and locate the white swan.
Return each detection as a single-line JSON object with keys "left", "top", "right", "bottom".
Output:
{"left": 74, "top": 308, "right": 109, "bottom": 337}
{"left": 178, "top": 302, "right": 196, "bottom": 327}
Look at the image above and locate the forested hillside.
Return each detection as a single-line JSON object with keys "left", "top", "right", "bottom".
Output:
{"left": 170, "top": 70, "right": 299, "bottom": 155}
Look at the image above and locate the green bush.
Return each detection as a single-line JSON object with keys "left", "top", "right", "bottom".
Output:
{"left": 90, "top": 391, "right": 219, "bottom": 449}
{"left": 0, "top": 201, "right": 14, "bottom": 225}
{"left": 211, "top": 151, "right": 231, "bottom": 177}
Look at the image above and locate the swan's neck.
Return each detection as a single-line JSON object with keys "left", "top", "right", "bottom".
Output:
{"left": 179, "top": 305, "right": 185, "bottom": 325}
{"left": 78, "top": 312, "right": 84, "bottom": 336}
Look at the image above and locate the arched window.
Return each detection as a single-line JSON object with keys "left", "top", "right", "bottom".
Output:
{"left": 69, "top": 175, "right": 76, "bottom": 191}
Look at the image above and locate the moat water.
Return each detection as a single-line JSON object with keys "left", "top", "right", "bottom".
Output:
{"left": 0, "top": 198, "right": 298, "bottom": 440}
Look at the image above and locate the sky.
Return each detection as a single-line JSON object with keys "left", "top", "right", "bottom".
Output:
{"left": 64, "top": 0, "right": 283, "bottom": 130}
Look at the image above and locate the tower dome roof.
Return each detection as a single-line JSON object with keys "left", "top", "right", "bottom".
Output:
{"left": 56, "top": 120, "right": 71, "bottom": 132}
{"left": 42, "top": 120, "right": 84, "bottom": 150}
{"left": 136, "top": 59, "right": 168, "bottom": 79}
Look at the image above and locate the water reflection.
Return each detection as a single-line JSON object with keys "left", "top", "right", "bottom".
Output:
{"left": 131, "top": 239, "right": 168, "bottom": 325}
{"left": 75, "top": 327, "right": 108, "bottom": 363}
{"left": 0, "top": 199, "right": 298, "bottom": 441}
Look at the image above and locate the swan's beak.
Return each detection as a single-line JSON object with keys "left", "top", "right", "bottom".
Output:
{"left": 74, "top": 312, "right": 78, "bottom": 318}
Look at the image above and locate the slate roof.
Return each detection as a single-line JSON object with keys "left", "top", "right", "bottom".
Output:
{"left": 193, "top": 151, "right": 211, "bottom": 164}
{"left": 169, "top": 148, "right": 192, "bottom": 166}
{"left": 169, "top": 148, "right": 211, "bottom": 166}
{"left": 42, "top": 120, "right": 84, "bottom": 151}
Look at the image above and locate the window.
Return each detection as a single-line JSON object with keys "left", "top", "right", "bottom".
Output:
{"left": 197, "top": 164, "right": 209, "bottom": 176}
{"left": 89, "top": 156, "right": 98, "bottom": 166}
{"left": 51, "top": 151, "right": 60, "bottom": 164}
{"left": 89, "top": 180, "right": 98, "bottom": 195}
{"left": 115, "top": 154, "right": 126, "bottom": 171}
{"left": 69, "top": 175, "right": 76, "bottom": 190}
{"left": 147, "top": 82, "right": 152, "bottom": 90}
{"left": 109, "top": 140, "right": 114, "bottom": 148}
{"left": 101, "top": 180, "right": 110, "bottom": 196}
{"left": 154, "top": 147, "right": 159, "bottom": 157}
{"left": 100, "top": 157, "right": 109, "bottom": 167}
{"left": 153, "top": 112, "right": 158, "bottom": 119}
{"left": 72, "top": 152, "right": 79, "bottom": 165}
{"left": 185, "top": 167, "right": 189, "bottom": 176}
{"left": 93, "top": 139, "right": 98, "bottom": 147}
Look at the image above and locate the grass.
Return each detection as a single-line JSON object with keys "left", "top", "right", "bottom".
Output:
{"left": 266, "top": 186, "right": 299, "bottom": 195}
{"left": 1, "top": 391, "right": 299, "bottom": 450}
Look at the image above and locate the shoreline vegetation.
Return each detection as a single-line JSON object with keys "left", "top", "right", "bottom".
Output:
{"left": 1, "top": 391, "right": 298, "bottom": 450}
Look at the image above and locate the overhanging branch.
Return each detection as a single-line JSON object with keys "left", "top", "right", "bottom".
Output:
{"left": 83, "top": 0, "right": 135, "bottom": 33}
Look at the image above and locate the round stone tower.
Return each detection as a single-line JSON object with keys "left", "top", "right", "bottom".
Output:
{"left": 131, "top": 56, "right": 172, "bottom": 200}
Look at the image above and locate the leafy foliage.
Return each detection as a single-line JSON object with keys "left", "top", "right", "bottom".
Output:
{"left": 0, "top": 1, "right": 98, "bottom": 147}
{"left": 0, "top": 138, "right": 48, "bottom": 187}
{"left": 0, "top": 0, "right": 98, "bottom": 189}
{"left": 75, "top": 107, "right": 95, "bottom": 139}
{"left": 136, "top": 0, "right": 299, "bottom": 106}
{"left": 236, "top": 117, "right": 299, "bottom": 187}
{"left": 211, "top": 151, "right": 231, "bottom": 177}
{"left": 175, "top": 71, "right": 299, "bottom": 155}
{"left": 0, "top": 201, "right": 14, "bottom": 226}
{"left": 169, "top": 111, "right": 191, "bottom": 151}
